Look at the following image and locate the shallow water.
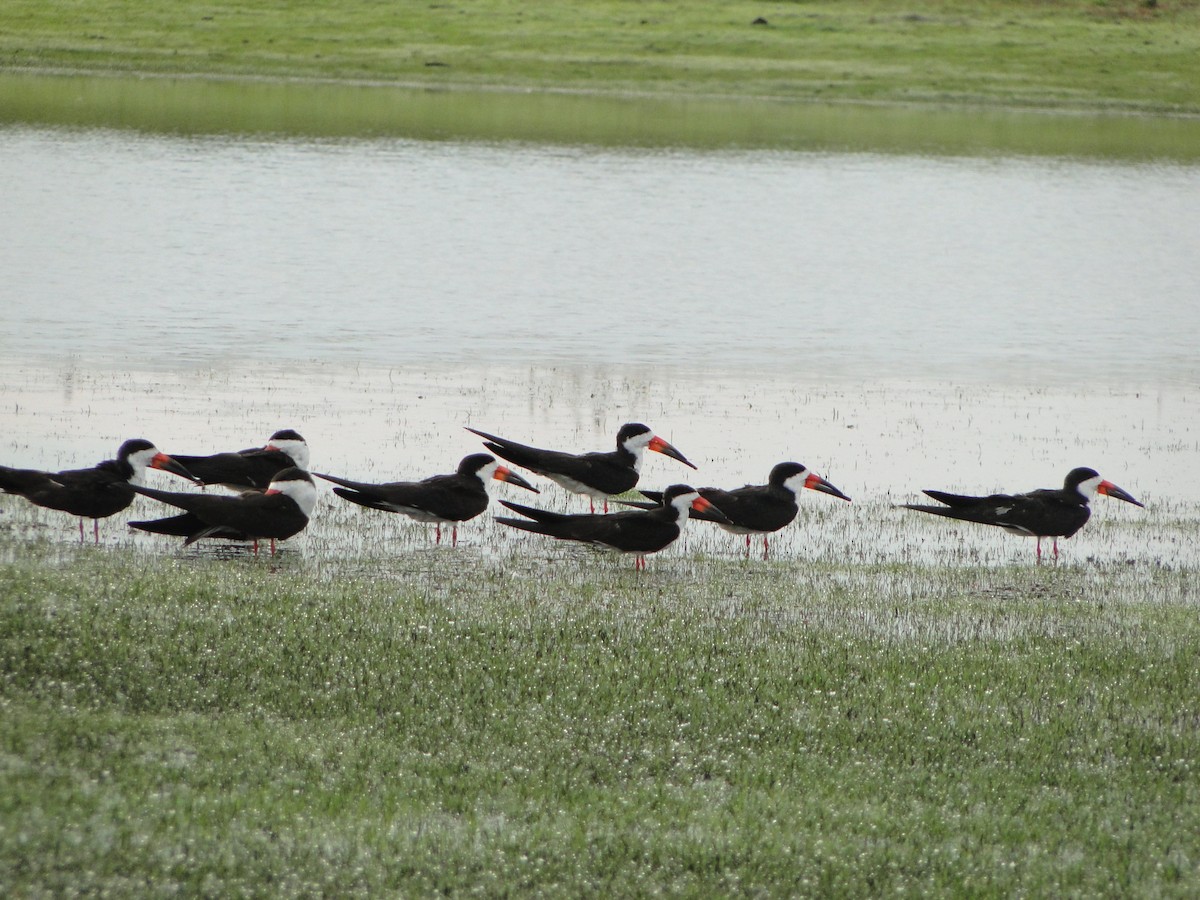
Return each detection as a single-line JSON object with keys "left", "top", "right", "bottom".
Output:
{"left": 1, "top": 123, "right": 1197, "bottom": 569}
{"left": 0, "top": 360, "right": 1192, "bottom": 569}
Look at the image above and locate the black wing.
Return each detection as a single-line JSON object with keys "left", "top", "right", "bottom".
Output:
{"left": 170, "top": 450, "right": 293, "bottom": 490}
{"left": 320, "top": 472, "right": 487, "bottom": 522}
{"left": 906, "top": 488, "right": 1089, "bottom": 538}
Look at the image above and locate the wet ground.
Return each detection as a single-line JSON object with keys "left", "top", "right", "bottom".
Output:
{"left": 0, "top": 359, "right": 1191, "bottom": 569}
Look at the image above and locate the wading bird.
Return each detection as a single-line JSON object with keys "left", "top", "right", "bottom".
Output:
{"left": 129, "top": 467, "right": 316, "bottom": 555}
{"left": 633, "top": 461, "right": 851, "bottom": 559}
{"left": 316, "top": 453, "right": 538, "bottom": 547}
{"left": 496, "top": 483, "right": 728, "bottom": 571}
{"left": 901, "top": 466, "right": 1143, "bottom": 562}
{"left": 0, "top": 439, "right": 197, "bottom": 543}
{"left": 466, "top": 422, "right": 695, "bottom": 512}
{"left": 168, "top": 429, "right": 309, "bottom": 492}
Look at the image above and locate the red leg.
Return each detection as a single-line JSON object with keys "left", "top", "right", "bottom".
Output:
{"left": 1053, "top": 538, "right": 1059, "bottom": 562}
{"left": 589, "top": 499, "right": 595, "bottom": 514}
{"left": 452, "top": 526, "right": 458, "bottom": 548}
{"left": 603, "top": 499, "right": 609, "bottom": 514}
{"left": 435, "top": 523, "right": 442, "bottom": 544}
{"left": 78, "top": 519, "right": 85, "bottom": 543}
{"left": 1035, "top": 536, "right": 1042, "bottom": 564}
{"left": 744, "top": 535, "right": 751, "bottom": 558}
{"left": 94, "top": 519, "right": 100, "bottom": 544}
{"left": 253, "top": 539, "right": 259, "bottom": 556}
{"left": 270, "top": 538, "right": 277, "bottom": 556}
{"left": 762, "top": 535, "right": 770, "bottom": 561}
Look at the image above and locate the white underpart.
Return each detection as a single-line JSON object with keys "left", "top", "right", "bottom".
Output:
{"left": 1002, "top": 525, "right": 1037, "bottom": 537}
{"left": 621, "top": 430, "right": 654, "bottom": 475}
{"left": 1075, "top": 474, "right": 1103, "bottom": 500}
{"left": 389, "top": 505, "right": 451, "bottom": 525}
{"left": 719, "top": 523, "right": 758, "bottom": 536}
{"left": 269, "top": 438, "right": 310, "bottom": 470}
{"left": 272, "top": 477, "right": 318, "bottom": 518}
{"left": 125, "top": 445, "right": 162, "bottom": 486}
{"left": 548, "top": 473, "right": 610, "bottom": 500}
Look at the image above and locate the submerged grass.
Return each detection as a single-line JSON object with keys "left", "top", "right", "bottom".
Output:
{"left": 3, "top": 0, "right": 1200, "bottom": 114}
{"left": 3, "top": 542, "right": 1198, "bottom": 895}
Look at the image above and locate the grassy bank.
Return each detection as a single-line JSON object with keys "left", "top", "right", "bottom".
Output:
{"left": 3, "top": 0, "right": 1200, "bottom": 114}
{"left": 3, "top": 544, "right": 1198, "bottom": 894}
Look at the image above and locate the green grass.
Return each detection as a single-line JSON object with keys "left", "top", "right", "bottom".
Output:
{"left": 3, "top": 544, "right": 1199, "bottom": 895}
{"left": 3, "top": 0, "right": 1200, "bottom": 114}
{"left": 8, "top": 71, "right": 1200, "bottom": 161}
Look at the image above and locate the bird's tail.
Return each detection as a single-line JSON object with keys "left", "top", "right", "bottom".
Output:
{"left": 129, "top": 512, "right": 204, "bottom": 536}
{"left": 497, "top": 499, "right": 572, "bottom": 524}
{"left": 921, "top": 489, "right": 981, "bottom": 508}
{"left": 465, "top": 427, "right": 544, "bottom": 470}
{"left": 0, "top": 466, "right": 50, "bottom": 494}
{"left": 329, "top": 486, "right": 398, "bottom": 513}
{"left": 314, "top": 472, "right": 367, "bottom": 491}
{"left": 494, "top": 516, "right": 559, "bottom": 536}
{"left": 900, "top": 503, "right": 988, "bottom": 525}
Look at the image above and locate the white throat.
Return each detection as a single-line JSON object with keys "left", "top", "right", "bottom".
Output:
{"left": 274, "top": 479, "right": 317, "bottom": 518}
{"left": 670, "top": 491, "right": 699, "bottom": 525}
{"left": 623, "top": 432, "right": 652, "bottom": 474}
{"left": 270, "top": 439, "right": 310, "bottom": 470}
{"left": 782, "top": 471, "right": 810, "bottom": 499}
{"left": 1075, "top": 474, "right": 1103, "bottom": 500}
{"left": 477, "top": 460, "right": 501, "bottom": 489}
{"left": 126, "top": 447, "right": 159, "bottom": 486}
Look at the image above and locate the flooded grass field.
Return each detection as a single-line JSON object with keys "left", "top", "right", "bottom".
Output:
{"left": 0, "top": 359, "right": 1195, "bottom": 570}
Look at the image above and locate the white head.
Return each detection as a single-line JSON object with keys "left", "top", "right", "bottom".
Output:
{"left": 266, "top": 429, "right": 310, "bottom": 470}
{"left": 617, "top": 423, "right": 654, "bottom": 473}
{"left": 123, "top": 441, "right": 160, "bottom": 486}
{"left": 669, "top": 488, "right": 700, "bottom": 519}
{"left": 769, "top": 461, "right": 851, "bottom": 503}
{"left": 1063, "top": 466, "right": 1143, "bottom": 508}
{"left": 616, "top": 423, "right": 696, "bottom": 473}
{"left": 265, "top": 469, "right": 318, "bottom": 518}
{"left": 661, "top": 483, "right": 705, "bottom": 526}
{"left": 1064, "top": 467, "right": 1104, "bottom": 501}
{"left": 460, "top": 453, "right": 502, "bottom": 486}
{"left": 1075, "top": 472, "right": 1103, "bottom": 499}
{"left": 781, "top": 470, "right": 810, "bottom": 499}
{"left": 477, "top": 459, "right": 501, "bottom": 483}
{"left": 458, "top": 453, "right": 538, "bottom": 494}
{"left": 118, "top": 438, "right": 195, "bottom": 487}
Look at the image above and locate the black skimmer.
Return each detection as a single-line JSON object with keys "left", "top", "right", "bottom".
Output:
{"left": 466, "top": 423, "right": 696, "bottom": 512}
{"left": 633, "top": 461, "right": 851, "bottom": 559}
{"left": 496, "top": 483, "right": 728, "bottom": 570}
{"left": 129, "top": 467, "right": 316, "bottom": 554}
{"left": 0, "top": 439, "right": 197, "bottom": 543}
{"left": 169, "top": 429, "right": 309, "bottom": 492}
{"left": 315, "top": 453, "right": 539, "bottom": 547}
{"left": 901, "top": 467, "right": 1144, "bottom": 562}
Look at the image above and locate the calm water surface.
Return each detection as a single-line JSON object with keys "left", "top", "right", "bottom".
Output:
{"left": 3, "top": 126, "right": 1198, "bottom": 382}
{"left": 1, "top": 125, "right": 1196, "bottom": 564}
